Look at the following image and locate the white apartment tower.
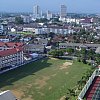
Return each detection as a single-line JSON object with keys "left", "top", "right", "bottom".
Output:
{"left": 33, "top": 5, "right": 42, "bottom": 19}
{"left": 47, "top": 10, "right": 53, "bottom": 20}
{"left": 60, "top": 5, "right": 67, "bottom": 19}
{"left": 0, "top": 25, "right": 3, "bottom": 35}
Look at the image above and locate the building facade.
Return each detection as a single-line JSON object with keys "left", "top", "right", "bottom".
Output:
{"left": 33, "top": 5, "right": 42, "bottom": 19}
{"left": 78, "top": 69, "right": 100, "bottom": 100}
{"left": 0, "top": 42, "right": 24, "bottom": 51}
{"left": 34, "top": 27, "right": 72, "bottom": 35}
{"left": 60, "top": 5, "right": 67, "bottom": 19}
{"left": 47, "top": 10, "right": 53, "bottom": 20}
{"left": 0, "top": 47, "right": 24, "bottom": 71}
{"left": 24, "top": 44, "right": 45, "bottom": 53}
{"left": 21, "top": 15, "right": 31, "bottom": 23}
{"left": 0, "top": 25, "right": 3, "bottom": 35}
{"left": 0, "top": 90, "right": 18, "bottom": 100}
{"left": 59, "top": 43, "right": 100, "bottom": 50}
{"left": 0, "top": 24, "right": 8, "bottom": 35}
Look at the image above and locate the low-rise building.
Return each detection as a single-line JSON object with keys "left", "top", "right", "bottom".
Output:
{"left": 0, "top": 42, "right": 24, "bottom": 51}
{"left": 0, "top": 47, "right": 24, "bottom": 71}
{"left": 59, "top": 43, "right": 100, "bottom": 50}
{"left": 0, "top": 90, "right": 18, "bottom": 100}
{"left": 0, "top": 38, "right": 10, "bottom": 42}
{"left": 23, "top": 27, "right": 35, "bottom": 33}
{"left": 24, "top": 44, "right": 45, "bottom": 53}
{"left": 34, "top": 38, "right": 48, "bottom": 46}
{"left": 34, "top": 26, "right": 74, "bottom": 35}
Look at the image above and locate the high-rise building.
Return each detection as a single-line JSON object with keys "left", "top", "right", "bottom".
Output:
{"left": 0, "top": 24, "right": 8, "bottom": 35}
{"left": 60, "top": 5, "right": 67, "bottom": 19}
{"left": 0, "top": 25, "right": 3, "bottom": 35}
{"left": 33, "top": 5, "right": 42, "bottom": 19}
{"left": 47, "top": 10, "right": 53, "bottom": 20}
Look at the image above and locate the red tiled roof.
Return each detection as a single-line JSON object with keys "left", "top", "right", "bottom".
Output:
{"left": 85, "top": 76, "right": 100, "bottom": 100}
{"left": 0, "top": 42, "right": 24, "bottom": 47}
{"left": 0, "top": 47, "right": 23, "bottom": 57}
{"left": 0, "top": 42, "right": 5, "bottom": 46}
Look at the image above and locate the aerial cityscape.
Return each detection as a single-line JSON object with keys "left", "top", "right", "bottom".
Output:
{"left": 0, "top": 0, "right": 100, "bottom": 100}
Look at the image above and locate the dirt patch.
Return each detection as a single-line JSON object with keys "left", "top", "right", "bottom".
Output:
{"left": 26, "top": 84, "right": 32, "bottom": 88}
{"left": 60, "top": 62, "right": 72, "bottom": 70}
{"left": 49, "top": 86, "right": 52, "bottom": 90}
{"left": 65, "top": 72, "right": 69, "bottom": 75}
{"left": 34, "top": 76, "right": 50, "bottom": 89}
{"left": 49, "top": 57, "right": 58, "bottom": 60}
{"left": 60, "top": 95, "right": 66, "bottom": 100}
{"left": 11, "top": 89, "right": 24, "bottom": 99}
{"left": 38, "top": 92, "right": 45, "bottom": 96}
{"left": 51, "top": 74, "right": 56, "bottom": 77}
{"left": 22, "top": 96, "right": 33, "bottom": 100}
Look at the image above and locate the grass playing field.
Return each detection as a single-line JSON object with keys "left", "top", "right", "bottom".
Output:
{"left": 0, "top": 57, "right": 91, "bottom": 100}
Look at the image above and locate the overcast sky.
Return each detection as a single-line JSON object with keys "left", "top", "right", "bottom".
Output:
{"left": 0, "top": 0, "right": 100, "bottom": 13}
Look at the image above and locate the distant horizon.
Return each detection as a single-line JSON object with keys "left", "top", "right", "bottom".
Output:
{"left": 0, "top": 0, "right": 100, "bottom": 13}
{"left": 0, "top": 11, "right": 100, "bottom": 15}
{"left": 0, "top": 10, "right": 100, "bottom": 15}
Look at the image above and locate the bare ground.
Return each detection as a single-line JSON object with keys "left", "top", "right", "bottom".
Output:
{"left": 22, "top": 97, "right": 33, "bottom": 100}
{"left": 34, "top": 76, "right": 50, "bottom": 89}
{"left": 49, "top": 57, "right": 58, "bottom": 60}
{"left": 11, "top": 89, "right": 24, "bottom": 99}
{"left": 49, "top": 86, "right": 52, "bottom": 90}
{"left": 38, "top": 92, "right": 45, "bottom": 96}
{"left": 60, "top": 62, "right": 72, "bottom": 70}
{"left": 60, "top": 95, "right": 66, "bottom": 100}
{"left": 51, "top": 74, "right": 57, "bottom": 77}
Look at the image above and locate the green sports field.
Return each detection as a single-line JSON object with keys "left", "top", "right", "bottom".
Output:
{"left": 0, "top": 58, "right": 91, "bottom": 100}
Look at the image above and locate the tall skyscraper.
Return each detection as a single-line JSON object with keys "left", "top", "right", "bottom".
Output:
{"left": 33, "top": 5, "right": 42, "bottom": 19}
{"left": 60, "top": 5, "right": 67, "bottom": 19}
{"left": 47, "top": 10, "right": 53, "bottom": 20}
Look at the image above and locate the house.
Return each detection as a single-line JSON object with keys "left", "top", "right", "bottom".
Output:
{"left": 0, "top": 47, "right": 24, "bottom": 71}
{"left": 24, "top": 44, "right": 45, "bottom": 53}
{"left": 59, "top": 43, "right": 100, "bottom": 50}
{"left": 35, "top": 38, "right": 48, "bottom": 46}
{"left": 0, "top": 42, "right": 24, "bottom": 51}
{"left": 0, "top": 36, "right": 10, "bottom": 43}
{"left": 23, "top": 27, "right": 35, "bottom": 33}
{"left": 20, "top": 37, "right": 31, "bottom": 42}
{"left": 0, "top": 90, "right": 18, "bottom": 100}
{"left": 0, "top": 38, "right": 10, "bottom": 42}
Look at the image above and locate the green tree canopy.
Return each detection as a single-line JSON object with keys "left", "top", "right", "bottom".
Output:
{"left": 15, "top": 16, "right": 24, "bottom": 24}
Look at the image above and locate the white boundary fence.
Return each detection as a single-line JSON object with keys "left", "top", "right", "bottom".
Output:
{"left": 78, "top": 69, "right": 100, "bottom": 100}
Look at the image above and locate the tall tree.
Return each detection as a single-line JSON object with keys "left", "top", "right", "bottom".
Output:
{"left": 15, "top": 16, "right": 24, "bottom": 24}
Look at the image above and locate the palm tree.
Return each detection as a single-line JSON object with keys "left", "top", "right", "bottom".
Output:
{"left": 67, "top": 88, "right": 76, "bottom": 97}
{"left": 82, "top": 75, "right": 88, "bottom": 84}
{"left": 65, "top": 96, "right": 70, "bottom": 100}
{"left": 77, "top": 75, "right": 88, "bottom": 90}
{"left": 77, "top": 80, "right": 83, "bottom": 90}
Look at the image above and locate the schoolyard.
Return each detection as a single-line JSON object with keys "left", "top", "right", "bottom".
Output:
{"left": 0, "top": 57, "right": 91, "bottom": 100}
